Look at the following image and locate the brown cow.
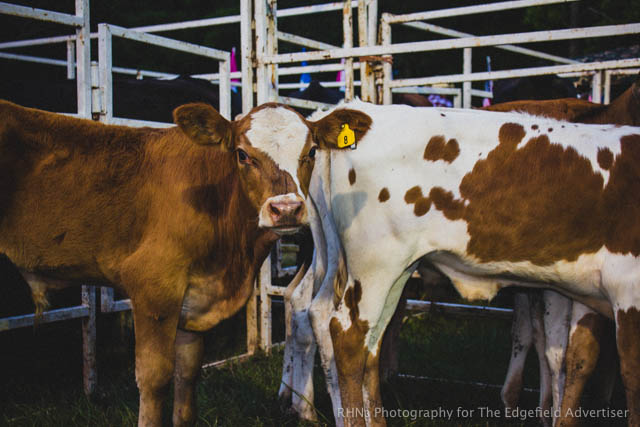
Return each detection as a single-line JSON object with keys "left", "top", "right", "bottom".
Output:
{"left": 0, "top": 99, "right": 369, "bottom": 426}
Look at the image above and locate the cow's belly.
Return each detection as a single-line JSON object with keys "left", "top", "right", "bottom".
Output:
{"left": 425, "top": 247, "right": 609, "bottom": 303}
{"left": 178, "top": 273, "right": 255, "bottom": 332}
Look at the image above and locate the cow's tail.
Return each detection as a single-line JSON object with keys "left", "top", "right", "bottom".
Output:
{"left": 28, "top": 280, "right": 50, "bottom": 324}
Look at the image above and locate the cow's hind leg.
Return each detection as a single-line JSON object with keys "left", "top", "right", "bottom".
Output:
{"left": 331, "top": 267, "right": 414, "bottom": 427}
{"left": 502, "top": 291, "right": 534, "bottom": 409}
{"left": 557, "top": 303, "right": 605, "bottom": 427}
{"left": 543, "top": 290, "right": 571, "bottom": 416}
{"left": 615, "top": 306, "right": 640, "bottom": 427}
{"left": 173, "top": 329, "right": 205, "bottom": 427}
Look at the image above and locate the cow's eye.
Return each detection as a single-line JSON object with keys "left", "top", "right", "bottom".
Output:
{"left": 237, "top": 149, "right": 250, "bottom": 164}
{"left": 308, "top": 146, "right": 317, "bottom": 159}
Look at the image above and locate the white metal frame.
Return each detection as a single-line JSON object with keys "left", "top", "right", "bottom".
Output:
{"left": 378, "top": 0, "right": 640, "bottom": 107}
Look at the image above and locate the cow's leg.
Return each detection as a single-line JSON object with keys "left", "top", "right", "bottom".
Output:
{"left": 289, "top": 272, "right": 318, "bottom": 422}
{"left": 278, "top": 282, "right": 295, "bottom": 408}
{"left": 309, "top": 269, "right": 343, "bottom": 426}
{"left": 542, "top": 290, "right": 571, "bottom": 418}
{"left": 530, "top": 292, "right": 553, "bottom": 426}
{"left": 331, "top": 267, "right": 413, "bottom": 427}
{"left": 502, "top": 291, "right": 534, "bottom": 409}
{"left": 615, "top": 305, "right": 640, "bottom": 427}
{"left": 131, "top": 304, "right": 181, "bottom": 427}
{"left": 279, "top": 262, "right": 315, "bottom": 416}
{"left": 172, "top": 329, "right": 205, "bottom": 427}
{"left": 556, "top": 303, "right": 605, "bottom": 427}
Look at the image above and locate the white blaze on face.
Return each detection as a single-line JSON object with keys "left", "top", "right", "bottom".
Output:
{"left": 245, "top": 106, "right": 309, "bottom": 193}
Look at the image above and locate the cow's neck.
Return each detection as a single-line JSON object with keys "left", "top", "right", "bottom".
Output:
{"left": 148, "top": 131, "right": 278, "bottom": 331}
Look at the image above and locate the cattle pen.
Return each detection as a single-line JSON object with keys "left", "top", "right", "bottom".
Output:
{"left": 0, "top": 0, "right": 639, "bottom": 423}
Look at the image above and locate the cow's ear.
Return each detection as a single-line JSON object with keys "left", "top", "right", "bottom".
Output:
{"left": 310, "top": 108, "right": 372, "bottom": 149}
{"left": 173, "top": 103, "right": 232, "bottom": 149}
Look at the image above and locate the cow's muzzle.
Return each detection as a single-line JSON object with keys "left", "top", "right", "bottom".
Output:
{"left": 259, "top": 193, "right": 307, "bottom": 234}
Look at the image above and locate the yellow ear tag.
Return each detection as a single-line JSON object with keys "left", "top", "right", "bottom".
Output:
{"left": 337, "top": 124, "right": 356, "bottom": 149}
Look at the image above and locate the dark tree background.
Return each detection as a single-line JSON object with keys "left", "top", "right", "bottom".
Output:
{"left": 0, "top": 1, "right": 638, "bottom": 85}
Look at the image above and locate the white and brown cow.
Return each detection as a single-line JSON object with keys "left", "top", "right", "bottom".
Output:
{"left": 0, "top": 100, "right": 370, "bottom": 426}
{"left": 282, "top": 100, "right": 640, "bottom": 427}
{"left": 487, "top": 76, "right": 640, "bottom": 426}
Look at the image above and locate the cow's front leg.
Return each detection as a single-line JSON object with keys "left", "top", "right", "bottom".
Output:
{"left": 173, "top": 329, "right": 205, "bottom": 427}
{"left": 280, "top": 261, "right": 317, "bottom": 420}
{"left": 615, "top": 305, "right": 640, "bottom": 427}
{"left": 131, "top": 304, "right": 181, "bottom": 427}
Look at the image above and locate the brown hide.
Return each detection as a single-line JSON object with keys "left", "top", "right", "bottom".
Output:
{"left": 483, "top": 76, "right": 640, "bottom": 126}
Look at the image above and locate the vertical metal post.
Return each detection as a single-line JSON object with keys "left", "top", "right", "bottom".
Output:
{"left": 90, "top": 61, "right": 101, "bottom": 116}
{"left": 81, "top": 285, "right": 97, "bottom": 395}
{"left": 367, "top": 0, "right": 378, "bottom": 103}
{"left": 266, "top": 0, "right": 278, "bottom": 103}
{"left": 453, "top": 93, "right": 462, "bottom": 108}
{"left": 98, "top": 24, "right": 113, "bottom": 123}
{"left": 357, "top": 0, "right": 371, "bottom": 102}
{"left": 255, "top": 0, "right": 268, "bottom": 104}
{"left": 246, "top": 282, "right": 258, "bottom": 354}
{"left": 343, "top": 0, "right": 354, "bottom": 101}
{"left": 259, "top": 254, "right": 272, "bottom": 353}
{"left": 367, "top": 0, "right": 378, "bottom": 47}
{"left": 240, "top": 0, "right": 254, "bottom": 114}
{"left": 100, "top": 287, "right": 115, "bottom": 312}
{"left": 463, "top": 47, "right": 472, "bottom": 109}
{"left": 219, "top": 57, "right": 231, "bottom": 119}
{"left": 591, "top": 71, "right": 602, "bottom": 104}
{"left": 75, "top": 0, "right": 91, "bottom": 118}
{"left": 603, "top": 70, "right": 611, "bottom": 105}
{"left": 66, "top": 39, "right": 76, "bottom": 80}
{"left": 381, "top": 16, "right": 392, "bottom": 105}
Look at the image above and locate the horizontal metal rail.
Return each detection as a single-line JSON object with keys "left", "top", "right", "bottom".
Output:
{"left": 108, "top": 117, "right": 176, "bottom": 128}
{"left": 401, "top": 21, "right": 578, "bottom": 65}
{"left": 0, "top": 2, "right": 83, "bottom": 26}
{"left": 405, "top": 300, "right": 514, "bottom": 320}
{"left": 278, "top": 31, "right": 338, "bottom": 51}
{"left": 105, "top": 24, "right": 229, "bottom": 61}
{"left": 384, "top": 0, "right": 578, "bottom": 23}
{"left": 279, "top": 61, "right": 361, "bottom": 76}
{"left": 0, "top": 51, "right": 67, "bottom": 67}
{"left": 398, "top": 374, "right": 539, "bottom": 394}
{"left": 0, "top": 305, "right": 90, "bottom": 331}
{"left": 265, "top": 23, "right": 640, "bottom": 64}
{"left": 0, "top": 2, "right": 359, "bottom": 50}
{"left": 277, "top": 1, "right": 358, "bottom": 18}
{"left": 390, "top": 58, "right": 640, "bottom": 87}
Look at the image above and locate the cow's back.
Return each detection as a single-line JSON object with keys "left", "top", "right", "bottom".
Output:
{"left": 0, "top": 100, "right": 159, "bottom": 280}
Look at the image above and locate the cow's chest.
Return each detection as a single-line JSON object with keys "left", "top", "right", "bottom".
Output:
{"left": 178, "top": 268, "right": 257, "bottom": 332}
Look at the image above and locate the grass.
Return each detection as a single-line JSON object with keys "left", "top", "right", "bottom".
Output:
{"left": 0, "top": 302, "right": 629, "bottom": 426}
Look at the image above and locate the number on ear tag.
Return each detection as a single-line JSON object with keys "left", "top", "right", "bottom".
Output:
{"left": 337, "top": 124, "right": 356, "bottom": 149}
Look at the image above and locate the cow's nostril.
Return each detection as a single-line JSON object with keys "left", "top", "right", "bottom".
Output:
{"left": 270, "top": 204, "right": 281, "bottom": 216}
{"left": 294, "top": 204, "right": 302, "bottom": 216}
